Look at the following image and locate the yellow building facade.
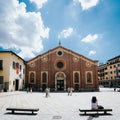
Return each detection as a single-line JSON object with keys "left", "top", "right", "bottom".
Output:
{"left": 0, "top": 51, "right": 26, "bottom": 91}
{"left": 98, "top": 55, "right": 120, "bottom": 87}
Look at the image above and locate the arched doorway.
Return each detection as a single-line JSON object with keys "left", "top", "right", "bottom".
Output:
{"left": 55, "top": 72, "right": 66, "bottom": 91}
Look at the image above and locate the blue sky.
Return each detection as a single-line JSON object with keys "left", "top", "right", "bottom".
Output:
{"left": 0, "top": 0, "right": 120, "bottom": 64}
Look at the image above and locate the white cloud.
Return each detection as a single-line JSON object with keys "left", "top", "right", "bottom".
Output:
{"left": 30, "top": 0, "right": 48, "bottom": 9}
{"left": 81, "top": 34, "right": 98, "bottom": 43}
{"left": 18, "top": 47, "right": 36, "bottom": 59}
{"left": 0, "top": 0, "right": 49, "bottom": 59}
{"left": 58, "top": 28, "right": 73, "bottom": 39}
{"left": 74, "top": 0, "right": 99, "bottom": 10}
{"left": 89, "top": 50, "right": 96, "bottom": 55}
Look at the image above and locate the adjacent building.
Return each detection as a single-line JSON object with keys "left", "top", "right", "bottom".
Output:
{"left": 98, "top": 55, "right": 120, "bottom": 87}
{"left": 0, "top": 51, "right": 26, "bottom": 91}
{"left": 26, "top": 46, "right": 98, "bottom": 92}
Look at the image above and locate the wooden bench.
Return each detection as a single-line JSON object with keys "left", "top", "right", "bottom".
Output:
{"left": 79, "top": 109, "right": 112, "bottom": 116}
{"left": 6, "top": 108, "right": 39, "bottom": 115}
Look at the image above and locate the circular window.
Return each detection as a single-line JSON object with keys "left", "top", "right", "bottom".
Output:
{"left": 57, "top": 62, "right": 63, "bottom": 68}
{"left": 57, "top": 51, "right": 62, "bottom": 56}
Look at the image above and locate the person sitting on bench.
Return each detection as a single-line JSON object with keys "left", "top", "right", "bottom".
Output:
{"left": 91, "top": 96, "right": 104, "bottom": 110}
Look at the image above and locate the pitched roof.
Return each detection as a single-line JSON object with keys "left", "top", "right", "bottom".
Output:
{"left": 27, "top": 46, "right": 98, "bottom": 63}
{"left": 0, "top": 51, "right": 25, "bottom": 63}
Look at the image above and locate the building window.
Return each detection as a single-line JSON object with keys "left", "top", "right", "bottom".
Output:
{"left": 23, "top": 68, "right": 25, "bottom": 74}
{"left": 57, "top": 51, "right": 62, "bottom": 56}
{"left": 23, "top": 79, "right": 24, "bottom": 85}
{"left": 16, "top": 62, "right": 19, "bottom": 69}
{"left": 74, "top": 72, "right": 79, "bottom": 83}
{"left": 73, "top": 72, "right": 80, "bottom": 91}
{"left": 0, "top": 76, "right": 3, "bottom": 84}
{"left": 87, "top": 72, "right": 92, "bottom": 84}
{"left": 12, "top": 61, "right": 16, "bottom": 69}
{"left": 16, "top": 62, "right": 19, "bottom": 74}
{"left": 20, "top": 65, "right": 22, "bottom": 71}
{"left": 57, "top": 62, "right": 64, "bottom": 68}
{"left": 110, "top": 66, "right": 112, "bottom": 69}
{"left": 55, "top": 60, "right": 66, "bottom": 70}
{"left": 0, "top": 76, "right": 4, "bottom": 90}
{"left": 105, "top": 72, "right": 107, "bottom": 75}
{"left": 41, "top": 72, "right": 48, "bottom": 91}
{"left": 0, "top": 60, "right": 3, "bottom": 70}
{"left": 30, "top": 72, "right": 35, "bottom": 83}
{"left": 42, "top": 72, "right": 47, "bottom": 83}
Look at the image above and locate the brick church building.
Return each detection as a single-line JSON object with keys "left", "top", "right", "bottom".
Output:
{"left": 26, "top": 46, "right": 98, "bottom": 92}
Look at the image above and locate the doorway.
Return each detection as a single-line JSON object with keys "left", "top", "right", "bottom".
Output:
{"left": 74, "top": 84, "right": 79, "bottom": 91}
{"left": 57, "top": 80, "right": 64, "bottom": 91}
{"left": 42, "top": 84, "right": 46, "bottom": 92}
{"left": 15, "top": 79, "right": 19, "bottom": 90}
{"left": 55, "top": 72, "right": 66, "bottom": 91}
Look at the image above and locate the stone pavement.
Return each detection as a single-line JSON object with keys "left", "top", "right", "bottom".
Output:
{"left": 0, "top": 89, "right": 119, "bottom": 120}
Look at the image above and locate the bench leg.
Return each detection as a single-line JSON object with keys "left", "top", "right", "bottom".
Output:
{"left": 84, "top": 111, "right": 86, "bottom": 115}
{"left": 32, "top": 111, "right": 34, "bottom": 114}
{"left": 97, "top": 111, "right": 99, "bottom": 115}
{"left": 104, "top": 111, "right": 107, "bottom": 114}
{"left": 12, "top": 110, "right": 14, "bottom": 114}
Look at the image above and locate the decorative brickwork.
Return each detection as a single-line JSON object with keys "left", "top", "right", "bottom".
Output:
{"left": 26, "top": 46, "right": 98, "bottom": 91}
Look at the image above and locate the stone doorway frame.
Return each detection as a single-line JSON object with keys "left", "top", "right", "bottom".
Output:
{"left": 55, "top": 72, "right": 66, "bottom": 91}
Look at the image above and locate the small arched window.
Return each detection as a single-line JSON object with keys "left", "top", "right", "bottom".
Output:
{"left": 42, "top": 72, "right": 47, "bottom": 83}
{"left": 87, "top": 72, "right": 92, "bottom": 83}
{"left": 30, "top": 72, "right": 34, "bottom": 83}
{"left": 74, "top": 72, "right": 79, "bottom": 83}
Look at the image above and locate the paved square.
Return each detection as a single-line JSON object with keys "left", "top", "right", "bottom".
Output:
{"left": 0, "top": 88, "right": 119, "bottom": 120}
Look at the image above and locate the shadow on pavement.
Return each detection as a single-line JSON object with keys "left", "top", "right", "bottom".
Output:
{"left": 87, "top": 116, "right": 94, "bottom": 120}
{"left": 4, "top": 112, "right": 37, "bottom": 115}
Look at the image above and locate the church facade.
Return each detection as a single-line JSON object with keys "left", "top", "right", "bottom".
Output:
{"left": 26, "top": 46, "right": 98, "bottom": 92}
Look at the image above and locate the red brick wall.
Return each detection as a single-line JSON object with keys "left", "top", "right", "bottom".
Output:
{"left": 26, "top": 46, "right": 98, "bottom": 91}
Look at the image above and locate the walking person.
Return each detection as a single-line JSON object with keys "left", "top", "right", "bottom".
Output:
{"left": 45, "top": 87, "right": 49, "bottom": 97}
{"left": 26, "top": 87, "right": 29, "bottom": 93}
{"left": 30, "top": 87, "right": 32, "bottom": 93}
{"left": 68, "top": 87, "right": 70, "bottom": 96}
{"left": 48, "top": 88, "right": 50, "bottom": 97}
{"left": 70, "top": 87, "right": 74, "bottom": 96}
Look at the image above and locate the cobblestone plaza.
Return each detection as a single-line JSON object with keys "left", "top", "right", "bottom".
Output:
{"left": 0, "top": 88, "right": 120, "bottom": 120}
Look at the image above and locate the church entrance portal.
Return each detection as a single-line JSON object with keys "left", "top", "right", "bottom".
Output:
{"left": 55, "top": 72, "right": 66, "bottom": 91}
{"left": 57, "top": 80, "right": 64, "bottom": 91}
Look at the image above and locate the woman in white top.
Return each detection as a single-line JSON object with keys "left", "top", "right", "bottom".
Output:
{"left": 91, "top": 96, "right": 104, "bottom": 109}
